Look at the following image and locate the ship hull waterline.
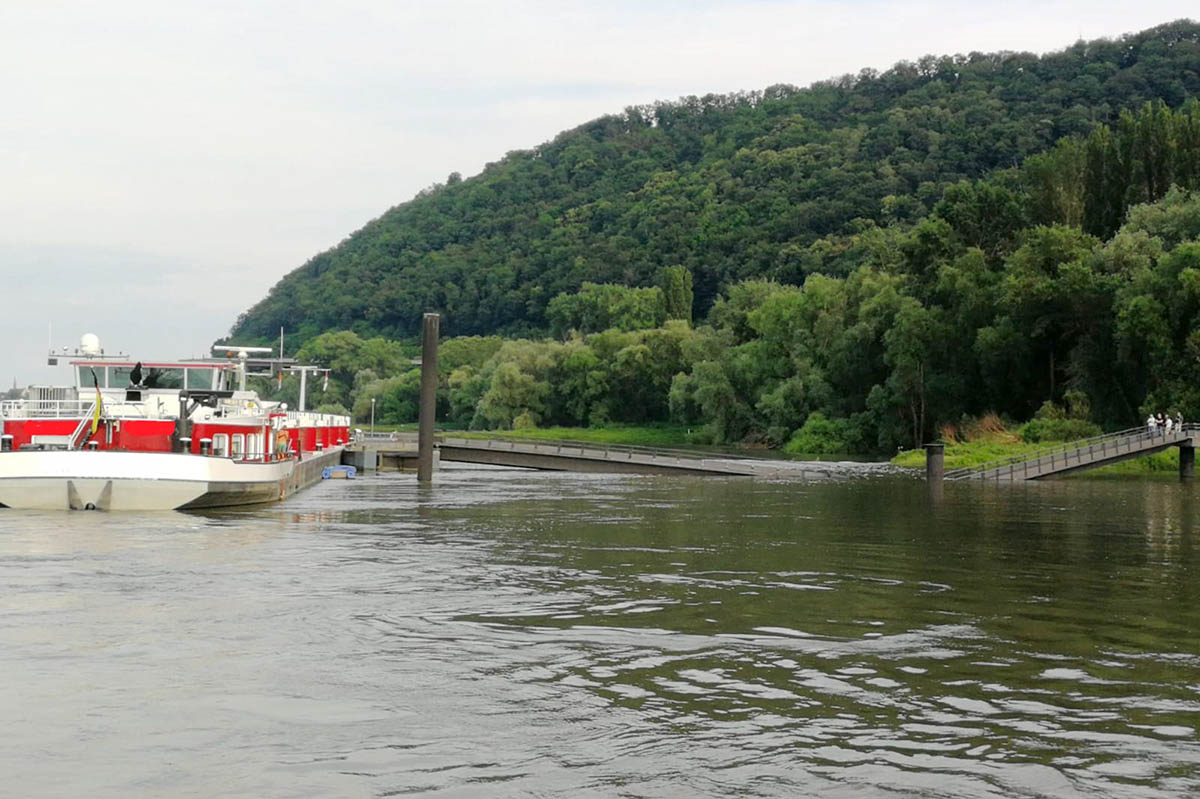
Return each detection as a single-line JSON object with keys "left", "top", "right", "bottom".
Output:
{"left": 0, "top": 448, "right": 346, "bottom": 511}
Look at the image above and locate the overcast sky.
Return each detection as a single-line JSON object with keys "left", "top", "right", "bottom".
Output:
{"left": 1, "top": 0, "right": 1195, "bottom": 385}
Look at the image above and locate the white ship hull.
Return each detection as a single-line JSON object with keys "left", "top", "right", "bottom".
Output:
{"left": 0, "top": 448, "right": 346, "bottom": 511}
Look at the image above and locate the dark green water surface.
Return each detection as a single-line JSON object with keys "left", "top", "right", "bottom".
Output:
{"left": 2, "top": 466, "right": 1199, "bottom": 797}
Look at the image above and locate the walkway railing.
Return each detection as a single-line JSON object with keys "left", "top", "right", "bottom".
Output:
{"left": 945, "top": 423, "right": 1196, "bottom": 481}
{"left": 349, "top": 431, "right": 802, "bottom": 476}
{"left": 448, "top": 434, "right": 760, "bottom": 460}
{"left": 355, "top": 430, "right": 758, "bottom": 460}
{"left": 431, "top": 435, "right": 790, "bottom": 476}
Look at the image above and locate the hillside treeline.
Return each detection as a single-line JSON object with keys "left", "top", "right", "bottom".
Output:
{"left": 227, "top": 21, "right": 1200, "bottom": 350}
{"left": 285, "top": 100, "right": 1200, "bottom": 452}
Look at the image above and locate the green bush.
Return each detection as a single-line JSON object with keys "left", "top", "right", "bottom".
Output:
{"left": 512, "top": 411, "right": 540, "bottom": 430}
{"left": 1033, "top": 400, "right": 1067, "bottom": 420}
{"left": 785, "top": 413, "right": 854, "bottom": 455}
{"left": 1019, "top": 417, "right": 1102, "bottom": 443}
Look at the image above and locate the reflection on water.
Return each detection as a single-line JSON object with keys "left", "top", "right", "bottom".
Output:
{"left": 2, "top": 467, "right": 1199, "bottom": 797}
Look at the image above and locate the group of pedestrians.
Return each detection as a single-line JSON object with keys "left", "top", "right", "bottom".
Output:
{"left": 1146, "top": 412, "right": 1184, "bottom": 434}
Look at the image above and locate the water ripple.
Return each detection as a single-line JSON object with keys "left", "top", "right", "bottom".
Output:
{"left": 2, "top": 468, "right": 1199, "bottom": 796}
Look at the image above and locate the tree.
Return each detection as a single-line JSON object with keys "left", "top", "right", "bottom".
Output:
{"left": 475, "top": 362, "right": 548, "bottom": 429}
{"left": 1122, "top": 187, "right": 1200, "bottom": 249}
{"left": 352, "top": 369, "right": 422, "bottom": 424}
{"left": 933, "top": 180, "right": 1030, "bottom": 263}
{"left": 1024, "top": 137, "right": 1087, "bottom": 228}
{"left": 446, "top": 367, "right": 490, "bottom": 428}
{"left": 1083, "top": 123, "right": 1131, "bottom": 239}
{"left": 547, "top": 283, "right": 667, "bottom": 337}
{"left": 996, "top": 225, "right": 1101, "bottom": 406}
{"left": 546, "top": 342, "right": 608, "bottom": 425}
{"left": 660, "top": 265, "right": 694, "bottom": 322}
{"left": 881, "top": 299, "right": 950, "bottom": 447}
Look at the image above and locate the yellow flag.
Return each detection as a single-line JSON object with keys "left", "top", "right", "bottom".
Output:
{"left": 90, "top": 368, "right": 102, "bottom": 435}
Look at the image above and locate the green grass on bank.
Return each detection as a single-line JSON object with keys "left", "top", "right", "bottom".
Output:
{"left": 359, "top": 421, "right": 697, "bottom": 447}
{"left": 450, "top": 423, "right": 698, "bottom": 448}
{"left": 892, "top": 441, "right": 1044, "bottom": 470}
{"left": 892, "top": 440, "right": 1182, "bottom": 476}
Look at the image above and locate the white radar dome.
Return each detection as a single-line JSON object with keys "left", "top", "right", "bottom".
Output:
{"left": 79, "top": 333, "right": 101, "bottom": 355}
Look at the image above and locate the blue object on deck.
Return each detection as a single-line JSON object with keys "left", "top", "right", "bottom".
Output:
{"left": 322, "top": 465, "right": 357, "bottom": 480}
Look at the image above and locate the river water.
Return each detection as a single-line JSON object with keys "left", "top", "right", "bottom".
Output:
{"left": 2, "top": 465, "right": 1199, "bottom": 798}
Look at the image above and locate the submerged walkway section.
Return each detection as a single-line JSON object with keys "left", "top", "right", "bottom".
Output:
{"left": 944, "top": 424, "right": 1196, "bottom": 482}
{"left": 436, "top": 436, "right": 790, "bottom": 476}
{"left": 347, "top": 432, "right": 812, "bottom": 476}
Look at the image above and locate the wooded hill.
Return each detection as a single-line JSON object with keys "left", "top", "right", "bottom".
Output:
{"left": 227, "top": 21, "right": 1200, "bottom": 350}
{"left": 224, "top": 21, "right": 1200, "bottom": 453}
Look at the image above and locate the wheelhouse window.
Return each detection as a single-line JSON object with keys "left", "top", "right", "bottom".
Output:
{"left": 108, "top": 365, "right": 136, "bottom": 387}
{"left": 77, "top": 366, "right": 109, "bottom": 388}
{"left": 212, "top": 433, "right": 229, "bottom": 457}
{"left": 144, "top": 368, "right": 184, "bottom": 389}
{"left": 184, "top": 368, "right": 216, "bottom": 390}
{"left": 231, "top": 434, "right": 245, "bottom": 460}
{"left": 75, "top": 365, "right": 187, "bottom": 390}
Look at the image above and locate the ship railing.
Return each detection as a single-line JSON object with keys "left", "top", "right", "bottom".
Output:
{"left": 1, "top": 399, "right": 95, "bottom": 418}
{"left": 275, "top": 409, "right": 350, "bottom": 427}
{"left": 68, "top": 404, "right": 97, "bottom": 450}
{"left": 0, "top": 398, "right": 154, "bottom": 420}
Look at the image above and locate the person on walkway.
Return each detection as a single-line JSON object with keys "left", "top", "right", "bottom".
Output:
{"left": 1158, "top": 412, "right": 1167, "bottom": 432}
{"left": 1148, "top": 413, "right": 1157, "bottom": 433}
{"left": 1167, "top": 414, "right": 1174, "bottom": 433}
{"left": 1177, "top": 412, "right": 1184, "bottom": 431}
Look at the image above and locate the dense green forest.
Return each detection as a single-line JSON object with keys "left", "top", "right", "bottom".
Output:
{"left": 231, "top": 21, "right": 1200, "bottom": 453}
{"left": 230, "top": 20, "right": 1200, "bottom": 345}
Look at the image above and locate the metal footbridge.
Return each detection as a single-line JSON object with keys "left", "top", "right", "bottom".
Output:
{"left": 944, "top": 424, "right": 1197, "bottom": 482}
{"left": 435, "top": 436, "right": 794, "bottom": 476}
{"left": 347, "top": 432, "right": 798, "bottom": 476}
